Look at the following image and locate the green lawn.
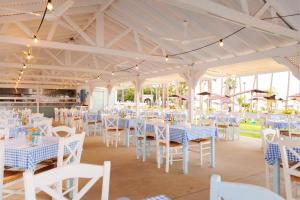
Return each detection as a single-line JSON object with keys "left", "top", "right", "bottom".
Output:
{"left": 239, "top": 120, "right": 262, "bottom": 139}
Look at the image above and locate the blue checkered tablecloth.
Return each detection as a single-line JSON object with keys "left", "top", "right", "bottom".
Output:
{"left": 266, "top": 120, "right": 300, "bottom": 129}
{"left": 84, "top": 113, "right": 101, "bottom": 122}
{"left": 144, "top": 195, "right": 170, "bottom": 200}
{"left": 265, "top": 143, "right": 300, "bottom": 165}
{"left": 4, "top": 136, "right": 60, "bottom": 171}
{"left": 144, "top": 123, "right": 217, "bottom": 147}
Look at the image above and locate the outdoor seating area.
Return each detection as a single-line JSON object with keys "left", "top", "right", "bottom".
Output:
{"left": 0, "top": 0, "right": 300, "bottom": 200}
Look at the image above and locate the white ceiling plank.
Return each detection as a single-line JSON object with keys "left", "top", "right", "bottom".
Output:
{"left": 0, "top": 35, "right": 186, "bottom": 64}
{"left": 73, "top": 54, "right": 90, "bottom": 66}
{"left": 63, "top": 16, "right": 96, "bottom": 46}
{"left": 14, "top": 21, "right": 33, "bottom": 37}
{"left": 254, "top": 2, "right": 270, "bottom": 18}
{"left": 96, "top": 12, "right": 104, "bottom": 47}
{"left": 105, "top": 28, "right": 131, "bottom": 48}
{"left": 0, "top": 61, "right": 111, "bottom": 75}
{"left": 47, "top": 20, "right": 58, "bottom": 41}
{"left": 193, "top": 44, "right": 299, "bottom": 70}
{"left": 133, "top": 31, "right": 143, "bottom": 53}
{"left": 164, "top": 0, "right": 300, "bottom": 41}
{"left": 43, "top": 49, "right": 64, "bottom": 65}
{"left": 0, "top": 73, "right": 87, "bottom": 81}
{"left": 240, "top": 0, "right": 249, "bottom": 14}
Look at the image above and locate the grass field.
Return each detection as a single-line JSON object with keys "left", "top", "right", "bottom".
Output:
{"left": 239, "top": 120, "right": 262, "bottom": 139}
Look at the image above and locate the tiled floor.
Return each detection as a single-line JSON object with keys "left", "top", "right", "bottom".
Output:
{"left": 9, "top": 135, "right": 275, "bottom": 200}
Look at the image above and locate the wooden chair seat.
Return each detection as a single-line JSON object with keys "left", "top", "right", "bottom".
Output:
{"left": 34, "top": 163, "right": 56, "bottom": 174}
{"left": 159, "top": 141, "right": 182, "bottom": 147}
{"left": 129, "top": 127, "right": 135, "bottom": 131}
{"left": 137, "top": 135, "right": 155, "bottom": 140}
{"left": 190, "top": 138, "right": 210, "bottom": 143}
{"left": 107, "top": 128, "right": 124, "bottom": 132}
{"left": 3, "top": 170, "right": 23, "bottom": 184}
{"left": 280, "top": 130, "right": 300, "bottom": 138}
{"left": 217, "top": 124, "right": 228, "bottom": 129}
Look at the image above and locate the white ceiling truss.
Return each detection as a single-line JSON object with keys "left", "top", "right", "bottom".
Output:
{"left": 0, "top": 0, "right": 299, "bottom": 89}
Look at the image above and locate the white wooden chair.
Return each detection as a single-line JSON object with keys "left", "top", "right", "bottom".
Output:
{"left": 154, "top": 123, "right": 183, "bottom": 173}
{"left": 23, "top": 162, "right": 111, "bottom": 200}
{"left": 54, "top": 108, "right": 59, "bottom": 122}
{"left": 50, "top": 126, "right": 76, "bottom": 137}
{"left": 261, "top": 128, "right": 278, "bottom": 189}
{"left": 210, "top": 174, "right": 284, "bottom": 200}
{"left": 34, "top": 118, "right": 53, "bottom": 136}
{"left": 104, "top": 116, "right": 124, "bottom": 148}
{"left": 279, "top": 140, "right": 300, "bottom": 200}
{"left": 135, "top": 120, "right": 147, "bottom": 161}
{"left": 56, "top": 132, "right": 86, "bottom": 197}
{"left": 0, "top": 141, "right": 24, "bottom": 199}
{"left": 0, "top": 127, "right": 9, "bottom": 140}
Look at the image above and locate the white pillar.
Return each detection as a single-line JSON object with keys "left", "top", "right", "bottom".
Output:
{"left": 133, "top": 77, "right": 145, "bottom": 117}
{"left": 180, "top": 68, "right": 206, "bottom": 123}
{"left": 107, "top": 84, "right": 113, "bottom": 109}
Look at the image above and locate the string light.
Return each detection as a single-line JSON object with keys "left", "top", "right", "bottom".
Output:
{"left": 111, "top": 72, "right": 115, "bottom": 76}
{"left": 20, "top": 70, "right": 24, "bottom": 74}
{"left": 165, "top": 55, "right": 169, "bottom": 62}
{"left": 22, "top": 64, "right": 27, "bottom": 69}
{"left": 47, "top": 0, "right": 54, "bottom": 11}
{"left": 219, "top": 39, "right": 224, "bottom": 47}
{"left": 97, "top": 76, "right": 100, "bottom": 80}
{"left": 135, "top": 65, "right": 139, "bottom": 70}
{"left": 26, "top": 53, "right": 32, "bottom": 60}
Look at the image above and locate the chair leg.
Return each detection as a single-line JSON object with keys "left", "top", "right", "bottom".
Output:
{"left": 165, "top": 147, "right": 170, "bottom": 173}
{"left": 156, "top": 144, "right": 161, "bottom": 169}
{"left": 200, "top": 143, "right": 203, "bottom": 166}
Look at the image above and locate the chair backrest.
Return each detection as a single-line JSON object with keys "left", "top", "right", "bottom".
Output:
{"left": 0, "top": 140, "right": 4, "bottom": 196}
{"left": 23, "top": 162, "right": 111, "bottom": 200}
{"left": 104, "top": 116, "right": 119, "bottom": 130}
{"left": 50, "top": 126, "right": 76, "bottom": 137}
{"left": 57, "top": 132, "right": 86, "bottom": 167}
{"left": 135, "top": 120, "right": 146, "bottom": 138}
{"left": 34, "top": 118, "right": 53, "bottom": 136}
{"left": 154, "top": 123, "right": 169, "bottom": 147}
{"left": 210, "top": 174, "right": 284, "bottom": 200}
{"left": 279, "top": 140, "right": 300, "bottom": 200}
{"left": 261, "top": 128, "right": 277, "bottom": 153}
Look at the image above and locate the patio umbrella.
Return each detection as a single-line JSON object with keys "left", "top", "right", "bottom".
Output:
{"left": 168, "top": 94, "right": 187, "bottom": 101}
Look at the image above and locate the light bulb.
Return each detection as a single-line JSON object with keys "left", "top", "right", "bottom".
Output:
{"left": 135, "top": 65, "right": 139, "bottom": 70}
{"left": 20, "top": 71, "right": 24, "bottom": 74}
{"left": 165, "top": 55, "right": 169, "bottom": 62}
{"left": 219, "top": 39, "right": 224, "bottom": 47}
{"left": 33, "top": 35, "right": 38, "bottom": 43}
{"left": 97, "top": 76, "right": 100, "bottom": 80}
{"left": 112, "top": 72, "right": 114, "bottom": 75}
{"left": 47, "top": 0, "right": 53, "bottom": 11}
{"left": 26, "top": 54, "right": 32, "bottom": 60}
{"left": 23, "top": 64, "right": 27, "bottom": 69}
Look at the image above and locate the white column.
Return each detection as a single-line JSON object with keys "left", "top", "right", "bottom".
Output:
{"left": 107, "top": 84, "right": 113, "bottom": 109}
{"left": 180, "top": 68, "right": 206, "bottom": 123}
{"left": 36, "top": 87, "right": 40, "bottom": 113}
{"left": 133, "top": 78, "right": 145, "bottom": 117}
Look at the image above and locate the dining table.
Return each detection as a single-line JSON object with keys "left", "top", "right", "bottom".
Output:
{"left": 116, "top": 118, "right": 217, "bottom": 174}
{"left": 4, "top": 136, "right": 60, "bottom": 172}
{"left": 264, "top": 142, "right": 300, "bottom": 194}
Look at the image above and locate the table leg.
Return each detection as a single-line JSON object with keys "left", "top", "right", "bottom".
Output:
{"left": 183, "top": 143, "right": 189, "bottom": 174}
{"left": 273, "top": 158, "right": 280, "bottom": 194}
{"left": 210, "top": 137, "right": 215, "bottom": 168}
{"left": 125, "top": 128, "right": 130, "bottom": 147}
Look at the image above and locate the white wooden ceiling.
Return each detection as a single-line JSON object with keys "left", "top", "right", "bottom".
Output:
{"left": 0, "top": 0, "right": 299, "bottom": 88}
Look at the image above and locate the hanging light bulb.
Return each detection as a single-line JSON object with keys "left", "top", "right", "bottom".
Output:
{"left": 165, "top": 55, "right": 169, "bottom": 62}
{"left": 23, "top": 64, "right": 27, "bottom": 69}
{"left": 219, "top": 39, "right": 224, "bottom": 47}
{"left": 26, "top": 53, "right": 32, "bottom": 60}
{"left": 20, "top": 70, "right": 24, "bottom": 74}
{"left": 97, "top": 76, "right": 100, "bottom": 80}
{"left": 33, "top": 35, "right": 39, "bottom": 43}
{"left": 135, "top": 65, "right": 139, "bottom": 70}
{"left": 47, "top": 0, "right": 54, "bottom": 11}
{"left": 111, "top": 72, "right": 115, "bottom": 76}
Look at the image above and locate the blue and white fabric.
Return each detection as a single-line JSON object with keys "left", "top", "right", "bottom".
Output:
{"left": 265, "top": 143, "right": 300, "bottom": 165}
{"left": 266, "top": 120, "right": 300, "bottom": 129}
{"left": 144, "top": 195, "right": 171, "bottom": 200}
